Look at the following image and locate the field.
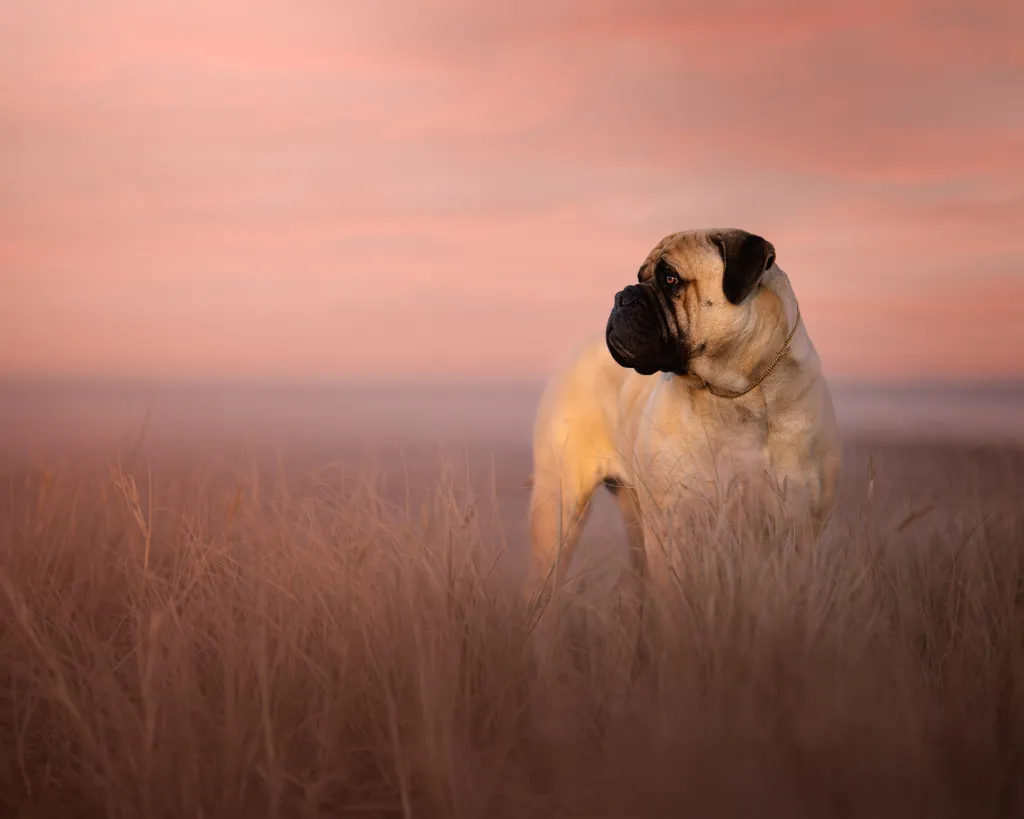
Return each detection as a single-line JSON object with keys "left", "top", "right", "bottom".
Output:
{"left": 1, "top": 385, "right": 1024, "bottom": 818}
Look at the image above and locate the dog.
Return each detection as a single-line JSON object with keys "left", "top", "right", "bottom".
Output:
{"left": 524, "top": 228, "right": 842, "bottom": 603}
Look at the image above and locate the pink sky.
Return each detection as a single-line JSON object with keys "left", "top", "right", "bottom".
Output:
{"left": 2, "top": 0, "right": 1022, "bottom": 384}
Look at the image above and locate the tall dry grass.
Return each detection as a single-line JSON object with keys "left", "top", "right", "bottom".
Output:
{"left": 1, "top": 444, "right": 1023, "bottom": 818}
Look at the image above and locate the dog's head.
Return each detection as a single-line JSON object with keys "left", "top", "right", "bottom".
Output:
{"left": 605, "top": 228, "right": 776, "bottom": 376}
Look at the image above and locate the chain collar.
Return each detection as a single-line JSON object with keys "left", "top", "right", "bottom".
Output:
{"left": 699, "top": 307, "right": 802, "bottom": 400}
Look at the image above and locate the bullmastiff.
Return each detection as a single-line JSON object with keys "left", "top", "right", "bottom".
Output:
{"left": 525, "top": 228, "right": 842, "bottom": 602}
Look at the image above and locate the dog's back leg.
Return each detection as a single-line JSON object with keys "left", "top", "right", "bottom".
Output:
{"left": 525, "top": 452, "right": 603, "bottom": 607}
{"left": 612, "top": 483, "right": 647, "bottom": 587}
{"left": 609, "top": 482, "right": 652, "bottom": 672}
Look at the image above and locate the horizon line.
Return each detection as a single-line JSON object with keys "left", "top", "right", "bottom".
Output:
{"left": 3, "top": 374, "right": 1024, "bottom": 394}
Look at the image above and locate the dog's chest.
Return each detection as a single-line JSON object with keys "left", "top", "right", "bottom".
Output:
{"left": 632, "top": 385, "right": 814, "bottom": 512}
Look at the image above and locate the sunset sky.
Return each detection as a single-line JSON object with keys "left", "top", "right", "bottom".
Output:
{"left": 2, "top": 0, "right": 1022, "bottom": 385}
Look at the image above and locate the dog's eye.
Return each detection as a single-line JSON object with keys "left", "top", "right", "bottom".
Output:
{"left": 655, "top": 258, "right": 682, "bottom": 288}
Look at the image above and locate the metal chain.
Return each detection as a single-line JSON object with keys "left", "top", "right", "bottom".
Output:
{"left": 702, "top": 307, "right": 802, "bottom": 400}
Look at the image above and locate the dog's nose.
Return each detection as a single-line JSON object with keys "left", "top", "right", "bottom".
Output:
{"left": 615, "top": 285, "right": 642, "bottom": 307}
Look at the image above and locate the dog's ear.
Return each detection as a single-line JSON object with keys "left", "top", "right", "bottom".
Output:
{"left": 712, "top": 230, "right": 776, "bottom": 305}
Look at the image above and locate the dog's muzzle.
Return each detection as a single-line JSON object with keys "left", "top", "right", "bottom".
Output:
{"left": 605, "top": 282, "right": 686, "bottom": 376}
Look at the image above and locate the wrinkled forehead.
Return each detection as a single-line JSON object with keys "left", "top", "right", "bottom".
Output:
{"left": 636, "top": 230, "right": 720, "bottom": 282}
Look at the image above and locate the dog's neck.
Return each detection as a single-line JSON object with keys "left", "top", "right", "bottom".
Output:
{"left": 686, "top": 267, "right": 819, "bottom": 408}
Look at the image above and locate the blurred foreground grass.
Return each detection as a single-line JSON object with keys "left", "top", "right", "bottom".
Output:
{"left": 1, "top": 438, "right": 1023, "bottom": 818}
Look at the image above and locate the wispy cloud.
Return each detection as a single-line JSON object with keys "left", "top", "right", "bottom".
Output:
{"left": 1, "top": 0, "right": 1021, "bottom": 381}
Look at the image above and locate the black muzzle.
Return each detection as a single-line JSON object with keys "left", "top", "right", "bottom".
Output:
{"left": 605, "top": 282, "right": 685, "bottom": 375}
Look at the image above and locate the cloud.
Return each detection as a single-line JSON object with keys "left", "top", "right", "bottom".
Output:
{"left": 1, "top": 0, "right": 1021, "bottom": 381}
